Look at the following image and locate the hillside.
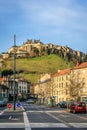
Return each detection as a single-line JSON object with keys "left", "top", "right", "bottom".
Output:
{"left": 2, "top": 54, "right": 74, "bottom": 83}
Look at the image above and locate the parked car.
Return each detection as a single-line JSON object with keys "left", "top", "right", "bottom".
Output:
{"left": 26, "top": 99, "right": 35, "bottom": 104}
{"left": 57, "top": 101, "right": 67, "bottom": 108}
{"left": 69, "top": 101, "right": 86, "bottom": 113}
{"left": 0, "top": 100, "right": 7, "bottom": 107}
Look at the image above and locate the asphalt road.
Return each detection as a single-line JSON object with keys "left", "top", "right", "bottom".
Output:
{"left": 0, "top": 102, "right": 87, "bottom": 130}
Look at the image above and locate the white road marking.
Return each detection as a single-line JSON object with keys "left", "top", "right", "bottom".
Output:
{"left": 26, "top": 110, "right": 65, "bottom": 113}
{"left": 0, "top": 122, "right": 87, "bottom": 128}
{"left": 23, "top": 111, "right": 31, "bottom": 130}
{"left": 69, "top": 123, "right": 87, "bottom": 128}
{"left": 0, "top": 111, "right": 4, "bottom": 115}
{"left": 9, "top": 116, "right": 19, "bottom": 120}
{"left": 0, "top": 123, "right": 24, "bottom": 128}
{"left": 9, "top": 116, "right": 12, "bottom": 120}
{"left": 30, "top": 123, "right": 68, "bottom": 128}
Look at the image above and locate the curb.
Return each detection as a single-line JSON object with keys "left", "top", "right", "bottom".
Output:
{"left": 4, "top": 106, "right": 25, "bottom": 113}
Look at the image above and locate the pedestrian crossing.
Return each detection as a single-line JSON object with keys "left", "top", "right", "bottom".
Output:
{"left": 0, "top": 122, "right": 87, "bottom": 128}
{"left": 30, "top": 123, "right": 87, "bottom": 128}
{"left": 0, "top": 110, "right": 87, "bottom": 129}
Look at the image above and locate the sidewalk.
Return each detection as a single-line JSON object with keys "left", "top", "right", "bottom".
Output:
{"left": 4, "top": 106, "right": 25, "bottom": 112}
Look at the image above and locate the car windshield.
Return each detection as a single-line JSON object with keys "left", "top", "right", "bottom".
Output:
{"left": 78, "top": 103, "right": 86, "bottom": 107}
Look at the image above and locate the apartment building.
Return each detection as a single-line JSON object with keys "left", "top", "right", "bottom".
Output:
{"left": 34, "top": 73, "right": 51, "bottom": 104}
{"left": 52, "top": 69, "right": 71, "bottom": 103}
{"left": 70, "top": 62, "right": 87, "bottom": 101}
{"left": 35, "top": 62, "right": 87, "bottom": 105}
{"left": 16, "top": 78, "right": 30, "bottom": 100}
{"left": 6, "top": 77, "right": 31, "bottom": 101}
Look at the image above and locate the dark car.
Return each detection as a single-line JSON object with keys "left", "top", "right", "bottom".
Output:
{"left": 69, "top": 101, "right": 86, "bottom": 113}
{"left": 57, "top": 101, "right": 67, "bottom": 108}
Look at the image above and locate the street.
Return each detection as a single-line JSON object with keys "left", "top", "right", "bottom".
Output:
{"left": 0, "top": 102, "right": 87, "bottom": 130}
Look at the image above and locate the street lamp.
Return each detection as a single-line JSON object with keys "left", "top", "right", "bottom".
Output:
{"left": 13, "top": 34, "right": 16, "bottom": 110}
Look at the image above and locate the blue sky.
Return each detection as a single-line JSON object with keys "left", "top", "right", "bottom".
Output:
{"left": 0, "top": 0, "right": 87, "bottom": 53}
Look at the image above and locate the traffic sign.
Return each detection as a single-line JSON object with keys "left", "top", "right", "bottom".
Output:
{"left": 7, "top": 103, "right": 13, "bottom": 109}
{"left": 16, "top": 102, "right": 21, "bottom": 108}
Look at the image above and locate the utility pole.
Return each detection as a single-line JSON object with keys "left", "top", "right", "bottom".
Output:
{"left": 13, "top": 34, "right": 16, "bottom": 110}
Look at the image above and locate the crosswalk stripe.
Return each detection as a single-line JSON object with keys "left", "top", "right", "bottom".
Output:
{"left": 0, "top": 123, "right": 24, "bottom": 128}
{"left": 69, "top": 123, "right": 87, "bottom": 128}
{"left": 30, "top": 123, "right": 68, "bottom": 128}
{"left": 0, "top": 122, "right": 87, "bottom": 128}
{"left": 23, "top": 112, "right": 31, "bottom": 130}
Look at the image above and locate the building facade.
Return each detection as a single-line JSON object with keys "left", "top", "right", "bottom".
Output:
{"left": 34, "top": 62, "right": 87, "bottom": 105}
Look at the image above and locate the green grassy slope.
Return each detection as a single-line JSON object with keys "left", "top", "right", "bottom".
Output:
{"left": 4, "top": 54, "right": 74, "bottom": 83}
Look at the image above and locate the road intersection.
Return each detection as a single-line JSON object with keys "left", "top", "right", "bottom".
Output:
{"left": 0, "top": 103, "right": 87, "bottom": 130}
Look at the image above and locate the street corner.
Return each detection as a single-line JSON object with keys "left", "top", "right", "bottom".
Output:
{"left": 4, "top": 102, "right": 25, "bottom": 113}
{"left": 4, "top": 106, "right": 25, "bottom": 113}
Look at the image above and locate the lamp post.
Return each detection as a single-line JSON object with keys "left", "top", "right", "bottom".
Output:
{"left": 13, "top": 34, "right": 16, "bottom": 110}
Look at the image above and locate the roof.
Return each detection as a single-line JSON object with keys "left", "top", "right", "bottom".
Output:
{"left": 0, "top": 77, "right": 7, "bottom": 82}
{"left": 75, "top": 62, "right": 87, "bottom": 69}
{"left": 52, "top": 69, "right": 71, "bottom": 77}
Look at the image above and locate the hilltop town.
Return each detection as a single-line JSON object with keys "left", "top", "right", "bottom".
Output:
{"left": 0, "top": 39, "right": 85, "bottom": 65}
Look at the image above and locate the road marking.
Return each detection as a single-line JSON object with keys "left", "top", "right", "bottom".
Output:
{"left": 26, "top": 110, "right": 66, "bottom": 113}
{"left": 0, "top": 122, "right": 87, "bottom": 128}
{"left": 9, "top": 116, "right": 19, "bottom": 120}
{"left": 9, "top": 116, "right": 12, "bottom": 120}
{"left": 0, "top": 111, "right": 4, "bottom": 115}
{"left": 23, "top": 112, "right": 31, "bottom": 130}
{"left": 30, "top": 123, "right": 68, "bottom": 128}
{"left": 0, "top": 123, "right": 24, "bottom": 128}
{"left": 68, "top": 112, "right": 87, "bottom": 121}
{"left": 46, "top": 111, "right": 74, "bottom": 128}
{"left": 69, "top": 123, "right": 87, "bottom": 128}
{"left": 60, "top": 114, "right": 70, "bottom": 117}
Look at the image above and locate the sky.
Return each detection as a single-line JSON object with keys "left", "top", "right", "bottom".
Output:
{"left": 0, "top": 0, "right": 87, "bottom": 53}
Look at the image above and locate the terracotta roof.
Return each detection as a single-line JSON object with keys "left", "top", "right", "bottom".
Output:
{"left": 0, "top": 77, "right": 7, "bottom": 81}
{"left": 52, "top": 69, "right": 71, "bottom": 77}
{"left": 75, "top": 62, "right": 87, "bottom": 69}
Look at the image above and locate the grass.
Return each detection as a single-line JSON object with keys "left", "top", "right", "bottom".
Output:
{"left": 4, "top": 54, "right": 74, "bottom": 83}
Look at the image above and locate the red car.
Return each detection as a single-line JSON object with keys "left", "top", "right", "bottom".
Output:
{"left": 69, "top": 102, "right": 86, "bottom": 113}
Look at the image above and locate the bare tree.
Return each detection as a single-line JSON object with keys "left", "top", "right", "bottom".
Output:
{"left": 70, "top": 68, "right": 84, "bottom": 101}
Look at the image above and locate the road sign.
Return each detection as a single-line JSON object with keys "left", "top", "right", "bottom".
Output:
{"left": 16, "top": 102, "right": 21, "bottom": 108}
{"left": 7, "top": 103, "right": 13, "bottom": 109}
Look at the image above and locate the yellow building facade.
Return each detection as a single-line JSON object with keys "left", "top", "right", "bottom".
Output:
{"left": 52, "top": 69, "right": 71, "bottom": 103}
{"left": 34, "top": 62, "right": 87, "bottom": 105}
